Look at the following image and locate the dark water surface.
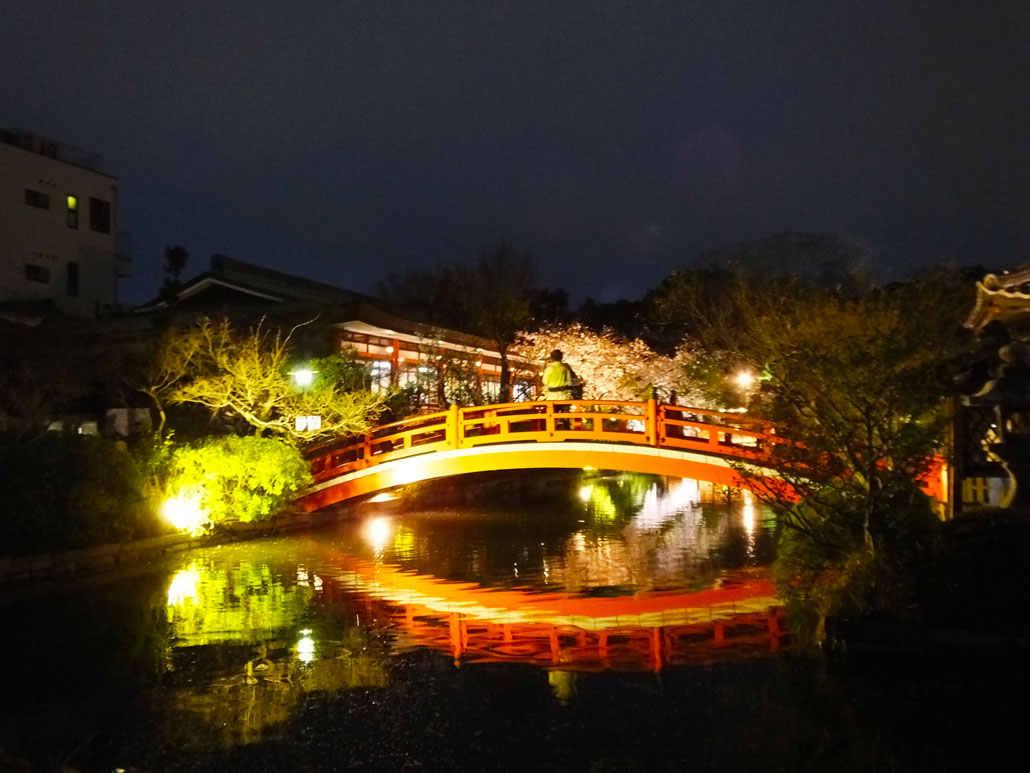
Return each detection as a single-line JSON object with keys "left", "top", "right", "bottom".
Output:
{"left": 1, "top": 473, "right": 1025, "bottom": 771}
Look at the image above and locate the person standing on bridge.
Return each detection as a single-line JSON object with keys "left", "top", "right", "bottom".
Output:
{"left": 542, "top": 350, "right": 581, "bottom": 430}
{"left": 542, "top": 350, "right": 579, "bottom": 401}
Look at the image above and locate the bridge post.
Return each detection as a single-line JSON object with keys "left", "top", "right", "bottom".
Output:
{"left": 447, "top": 403, "right": 461, "bottom": 450}
{"left": 645, "top": 399, "right": 659, "bottom": 446}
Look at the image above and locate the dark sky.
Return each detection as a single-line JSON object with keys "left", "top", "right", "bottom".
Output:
{"left": 4, "top": 1, "right": 1029, "bottom": 304}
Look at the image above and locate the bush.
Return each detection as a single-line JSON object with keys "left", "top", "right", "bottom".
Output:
{"left": 773, "top": 482, "right": 940, "bottom": 647}
{"left": 0, "top": 432, "right": 153, "bottom": 556}
{"left": 165, "top": 435, "right": 312, "bottom": 526}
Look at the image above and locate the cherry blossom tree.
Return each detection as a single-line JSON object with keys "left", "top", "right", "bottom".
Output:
{"left": 514, "top": 323, "right": 707, "bottom": 405}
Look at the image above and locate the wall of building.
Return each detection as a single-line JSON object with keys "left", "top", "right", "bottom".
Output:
{"left": 0, "top": 132, "right": 127, "bottom": 316}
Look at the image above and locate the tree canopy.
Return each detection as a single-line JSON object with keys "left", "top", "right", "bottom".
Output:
{"left": 654, "top": 256, "right": 974, "bottom": 643}
{"left": 142, "top": 316, "right": 386, "bottom": 444}
{"left": 376, "top": 241, "right": 537, "bottom": 401}
{"left": 514, "top": 323, "right": 702, "bottom": 404}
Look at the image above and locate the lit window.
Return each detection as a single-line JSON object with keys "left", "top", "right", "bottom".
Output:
{"left": 66, "top": 195, "right": 78, "bottom": 228}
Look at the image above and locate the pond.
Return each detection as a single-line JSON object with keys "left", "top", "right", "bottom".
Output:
{"left": 0, "top": 471, "right": 1024, "bottom": 771}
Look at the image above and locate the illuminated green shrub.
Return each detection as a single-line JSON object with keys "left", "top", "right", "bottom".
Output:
{"left": 166, "top": 436, "right": 312, "bottom": 525}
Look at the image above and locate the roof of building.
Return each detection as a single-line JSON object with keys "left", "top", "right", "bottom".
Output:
{"left": 135, "top": 254, "right": 510, "bottom": 356}
{"left": 137, "top": 254, "right": 375, "bottom": 311}
{"left": 965, "top": 267, "right": 1030, "bottom": 332}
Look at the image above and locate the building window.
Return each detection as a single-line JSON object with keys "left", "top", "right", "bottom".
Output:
{"left": 89, "top": 197, "right": 111, "bottom": 233}
{"left": 25, "top": 189, "right": 50, "bottom": 209}
{"left": 25, "top": 264, "right": 51, "bottom": 283}
{"left": 67, "top": 195, "right": 78, "bottom": 228}
{"left": 67, "top": 261, "right": 79, "bottom": 297}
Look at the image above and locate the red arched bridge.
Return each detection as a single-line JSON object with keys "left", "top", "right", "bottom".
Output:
{"left": 299, "top": 399, "right": 948, "bottom": 512}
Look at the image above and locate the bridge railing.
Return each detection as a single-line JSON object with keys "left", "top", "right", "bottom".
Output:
{"left": 309, "top": 399, "right": 785, "bottom": 483}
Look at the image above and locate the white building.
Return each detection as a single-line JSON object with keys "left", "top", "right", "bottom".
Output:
{"left": 0, "top": 128, "right": 130, "bottom": 317}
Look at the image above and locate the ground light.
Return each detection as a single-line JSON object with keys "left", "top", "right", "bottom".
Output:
{"left": 161, "top": 494, "right": 208, "bottom": 535}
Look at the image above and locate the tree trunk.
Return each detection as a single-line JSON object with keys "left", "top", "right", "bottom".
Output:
{"left": 499, "top": 347, "right": 511, "bottom": 403}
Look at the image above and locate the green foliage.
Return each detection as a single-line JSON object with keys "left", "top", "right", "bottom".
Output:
{"left": 166, "top": 436, "right": 312, "bottom": 525}
{"left": 141, "top": 316, "right": 386, "bottom": 444}
{"left": 654, "top": 248, "right": 974, "bottom": 644}
{"left": 774, "top": 481, "right": 939, "bottom": 646}
{"left": 0, "top": 432, "right": 157, "bottom": 555}
{"left": 310, "top": 349, "right": 373, "bottom": 392}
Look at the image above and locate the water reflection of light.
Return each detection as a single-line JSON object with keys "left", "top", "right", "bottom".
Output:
{"left": 363, "top": 516, "right": 394, "bottom": 557}
{"left": 742, "top": 493, "right": 755, "bottom": 535}
{"left": 296, "top": 566, "right": 324, "bottom": 590}
{"left": 167, "top": 567, "right": 199, "bottom": 606}
{"left": 391, "top": 527, "right": 416, "bottom": 560}
{"left": 578, "top": 484, "right": 593, "bottom": 502}
{"left": 742, "top": 490, "right": 757, "bottom": 560}
{"left": 548, "top": 670, "right": 578, "bottom": 703}
{"left": 631, "top": 479, "right": 700, "bottom": 530}
{"left": 586, "top": 485, "right": 618, "bottom": 521}
{"left": 297, "top": 629, "right": 316, "bottom": 663}
{"left": 368, "top": 492, "right": 398, "bottom": 503}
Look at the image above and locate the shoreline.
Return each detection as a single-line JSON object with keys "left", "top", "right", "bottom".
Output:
{"left": 0, "top": 503, "right": 354, "bottom": 593}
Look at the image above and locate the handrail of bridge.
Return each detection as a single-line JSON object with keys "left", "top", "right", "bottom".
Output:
{"left": 308, "top": 399, "right": 786, "bottom": 484}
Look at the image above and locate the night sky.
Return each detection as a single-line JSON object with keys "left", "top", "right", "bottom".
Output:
{"left": 4, "top": 1, "right": 1028, "bottom": 305}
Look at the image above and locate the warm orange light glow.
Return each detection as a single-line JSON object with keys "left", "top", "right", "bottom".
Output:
{"left": 363, "top": 516, "right": 393, "bottom": 554}
{"left": 733, "top": 370, "right": 755, "bottom": 389}
{"left": 742, "top": 494, "right": 756, "bottom": 535}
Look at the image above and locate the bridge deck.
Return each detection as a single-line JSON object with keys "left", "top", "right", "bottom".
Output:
{"left": 299, "top": 399, "right": 947, "bottom": 510}
{"left": 300, "top": 400, "right": 788, "bottom": 510}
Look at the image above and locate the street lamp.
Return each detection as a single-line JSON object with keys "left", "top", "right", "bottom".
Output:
{"left": 733, "top": 369, "right": 755, "bottom": 389}
{"left": 290, "top": 368, "right": 316, "bottom": 387}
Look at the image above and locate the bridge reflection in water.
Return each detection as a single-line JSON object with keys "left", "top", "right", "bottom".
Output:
{"left": 326, "top": 557, "right": 787, "bottom": 672}
{"left": 155, "top": 477, "right": 782, "bottom": 747}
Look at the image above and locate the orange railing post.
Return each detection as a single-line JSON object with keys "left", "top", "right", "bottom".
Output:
{"left": 447, "top": 403, "right": 461, "bottom": 450}
{"left": 645, "top": 399, "right": 658, "bottom": 446}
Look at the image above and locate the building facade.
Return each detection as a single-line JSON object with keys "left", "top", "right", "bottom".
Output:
{"left": 140, "top": 255, "right": 539, "bottom": 410}
{"left": 0, "top": 129, "right": 130, "bottom": 317}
